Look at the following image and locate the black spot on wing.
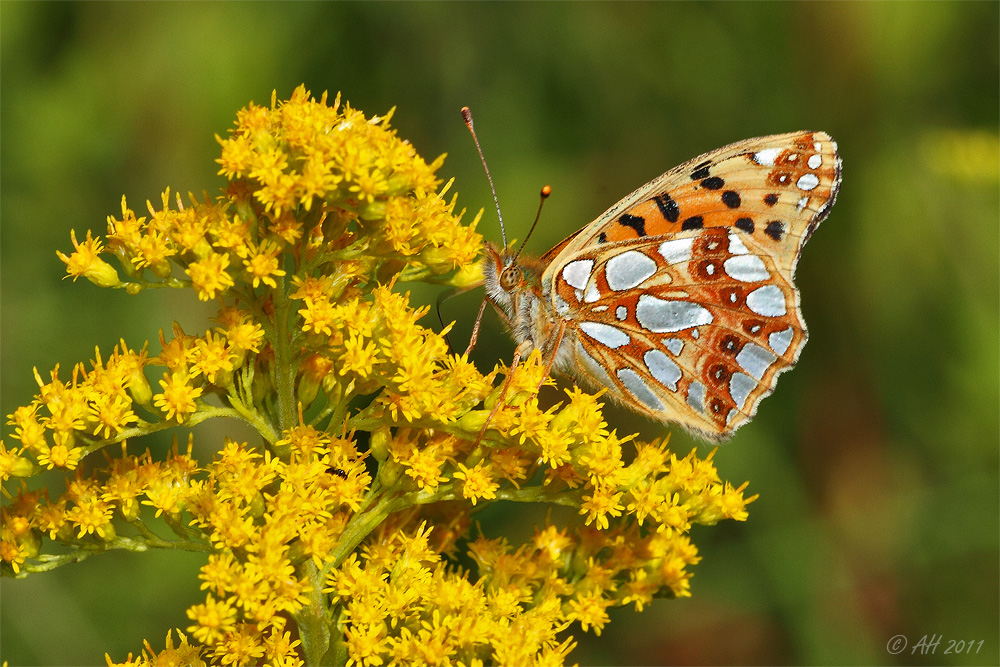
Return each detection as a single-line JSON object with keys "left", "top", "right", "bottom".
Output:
{"left": 653, "top": 194, "right": 680, "bottom": 222}
{"left": 619, "top": 214, "right": 647, "bottom": 237}
{"left": 681, "top": 216, "right": 704, "bottom": 230}
{"left": 690, "top": 160, "right": 712, "bottom": 180}
{"left": 765, "top": 220, "right": 784, "bottom": 241}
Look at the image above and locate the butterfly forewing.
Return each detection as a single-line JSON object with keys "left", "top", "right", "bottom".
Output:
{"left": 544, "top": 131, "right": 840, "bottom": 283}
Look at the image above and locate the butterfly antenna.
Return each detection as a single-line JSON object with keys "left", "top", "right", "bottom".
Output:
{"left": 461, "top": 106, "right": 507, "bottom": 249}
{"left": 510, "top": 185, "right": 551, "bottom": 264}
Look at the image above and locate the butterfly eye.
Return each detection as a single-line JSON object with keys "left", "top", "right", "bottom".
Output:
{"left": 499, "top": 266, "right": 521, "bottom": 291}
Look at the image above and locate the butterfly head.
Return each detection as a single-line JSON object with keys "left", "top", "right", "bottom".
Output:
{"left": 482, "top": 242, "right": 515, "bottom": 311}
{"left": 482, "top": 241, "right": 542, "bottom": 318}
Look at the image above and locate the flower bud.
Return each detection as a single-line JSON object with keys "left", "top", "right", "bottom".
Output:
{"left": 210, "top": 368, "right": 234, "bottom": 389}
{"left": 358, "top": 200, "right": 387, "bottom": 221}
{"left": 128, "top": 368, "right": 153, "bottom": 407}
{"left": 83, "top": 258, "right": 122, "bottom": 288}
{"left": 5, "top": 455, "right": 37, "bottom": 478}
{"left": 119, "top": 500, "right": 142, "bottom": 522}
{"left": 450, "top": 263, "right": 486, "bottom": 289}
{"left": 98, "top": 522, "right": 117, "bottom": 542}
{"left": 416, "top": 246, "right": 455, "bottom": 272}
{"left": 457, "top": 409, "right": 489, "bottom": 434}
{"left": 192, "top": 237, "right": 213, "bottom": 260}
{"left": 248, "top": 492, "right": 266, "bottom": 518}
{"left": 385, "top": 175, "right": 412, "bottom": 197}
{"left": 370, "top": 426, "right": 391, "bottom": 462}
{"left": 20, "top": 531, "right": 41, "bottom": 559}
{"left": 378, "top": 460, "right": 402, "bottom": 487}
{"left": 150, "top": 259, "right": 173, "bottom": 279}
{"left": 56, "top": 524, "right": 75, "bottom": 543}
{"left": 297, "top": 374, "right": 319, "bottom": 409}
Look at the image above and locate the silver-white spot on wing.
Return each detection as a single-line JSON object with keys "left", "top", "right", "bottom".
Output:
{"left": 727, "top": 232, "right": 750, "bottom": 255}
{"left": 579, "top": 321, "right": 631, "bottom": 349}
{"left": 605, "top": 250, "right": 656, "bottom": 291}
{"left": 665, "top": 338, "right": 685, "bottom": 356}
{"left": 617, "top": 368, "right": 664, "bottom": 411}
{"left": 752, "top": 147, "right": 782, "bottom": 166}
{"left": 768, "top": 327, "right": 794, "bottom": 356}
{"left": 562, "top": 259, "right": 593, "bottom": 290}
{"left": 687, "top": 380, "right": 707, "bottom": 413}
{"left": 658, "top": 237, "right": 694, "bottom": 265}
{"left": 796, "top": 173, "right": 819, "bottom": 191}
{"left": 644, "top": 349, "right": 681, "bottom": 392}
{"left": 636, "top": 295, "right": 713, "bottom": 333}
{"left": 729, "top": 372, "right": 757, "bottom": 410}
{"left": 746, "top": 285, "right": 786, "bottom": 317}
{"left": 723, "top": 255, "right": 769, "bottom": 283}
{"left": 735, "top": 342, "right": 777, "bottom": 381}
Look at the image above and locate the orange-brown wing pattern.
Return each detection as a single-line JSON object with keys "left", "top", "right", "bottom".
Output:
{"left": 539, "top": 132, "right": 841, "bottom": 439}
{"left": 543, "top": 131, "right": 841, "bottom": 283}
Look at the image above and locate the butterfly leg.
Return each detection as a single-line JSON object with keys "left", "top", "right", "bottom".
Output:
{"left": 536, "top": 318, "right": 568, "bottom": 394}
{"left": 473, "top": 338, "right": 534, "bottom": 445}
{"left": 473, "top": 318, "right": 569, "bottom": 445}
{"left": 463, "top": 299, "right": 489, "bottom": 357}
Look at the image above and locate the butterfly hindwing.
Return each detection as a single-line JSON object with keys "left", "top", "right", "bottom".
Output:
{"left": 550, "top": 225, "right": 806, "bottom": 439}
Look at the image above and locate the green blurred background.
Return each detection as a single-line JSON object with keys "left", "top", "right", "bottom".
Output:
{"left": 2, "top": 3, "right": 997, "bottom": 665}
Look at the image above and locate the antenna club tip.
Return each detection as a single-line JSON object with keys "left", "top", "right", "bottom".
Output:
{"left": 540, "top": 185, "right": 552, "bottom": 198}
{"left": 460, "top": 107, "right": 473, "bottom": 125}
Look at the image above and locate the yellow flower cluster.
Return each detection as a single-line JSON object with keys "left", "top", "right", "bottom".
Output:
{"left": 320, "top": 438, "right": 749, "bottom": 666}
{"left": 2, "top": 87, "right": 756, "bottom": 667}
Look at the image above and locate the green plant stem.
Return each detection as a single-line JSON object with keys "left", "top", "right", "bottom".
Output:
{"left": 327, "top": 493, "right": 407, "bottom": 572}
{"left": 495, "top": 486, "right": 582, "bottom": 507}
{"left": 298, "top": 492, "right": 409, "bottom": 665}
{"left": 271, "top": 277, "right": 298, "bottom": 433}
{"left": 15, "top": 534, "right": 210, "bottom": 577}
{"left": 224, "top": 387, "right": 279, "bottom": 444}
{"left": 293, "top": 559, "right": 331, "bottom": 667}
{"left": 76, "top": 404, "right": 253, "bottom": 458}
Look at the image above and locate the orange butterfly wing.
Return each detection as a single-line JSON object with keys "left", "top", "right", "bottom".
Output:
{"left": 540, "top": 132, "right": 841, "bottom": 439}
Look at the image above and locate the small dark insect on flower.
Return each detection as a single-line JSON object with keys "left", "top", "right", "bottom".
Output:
{"left": 329, "top": 467, "right": 348, "bottom": 480}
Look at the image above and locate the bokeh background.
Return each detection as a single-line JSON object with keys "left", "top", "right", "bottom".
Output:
{"left": 2, "top": 3, "right": 997, "bottom": 665}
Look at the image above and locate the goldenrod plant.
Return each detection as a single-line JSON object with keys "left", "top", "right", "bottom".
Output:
{"left": 1, "top": 86, "right": 755, "bottom": 666}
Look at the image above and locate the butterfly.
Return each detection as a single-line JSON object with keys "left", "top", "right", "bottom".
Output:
{"left": 479, "top": 129, "right": 842, "bottom": 441}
